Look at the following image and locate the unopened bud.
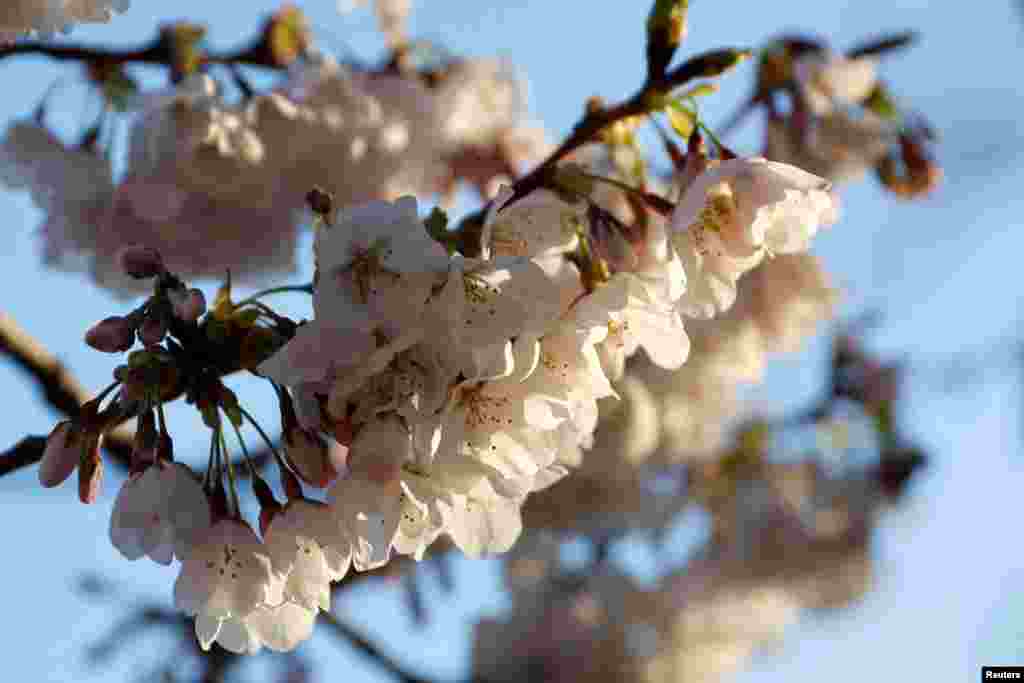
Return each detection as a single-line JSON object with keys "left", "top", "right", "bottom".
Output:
{"left": 646, "top": 0, "right": 689, "bottom": 81}
{"left": 139, "top": 317, "right": 168, "bottom": 346}
{"left": 39, "top": 421, "right": 81, "bottom": 487}
{"left": 588, "top": 205, "right": 639, "bottom": 274}
{"left": 331, "top": 414, "right": 355, "bottom": 446}
{"left": 169, "top": 288, "right": 206, "bottom": 322}
{"left": 117, "top": 245, "right": 164, "bottom": 279}
{"left": 284, "top": 427, "right": 333, "bottom": 488}
{"left": 306, "top": 187, "right": 334, "bottom": 220}
{"left": 85, "top": 316, "right": 135, "bottom": 353}
{"left": 279, "top": 460, "right": 304, "bottom": 501}
{"left": 78, "top": 439, "right": 103, "bottom": 504}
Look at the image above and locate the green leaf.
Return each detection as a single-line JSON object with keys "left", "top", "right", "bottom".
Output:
{"left": 666, "top": 102, "right": 696, "bottom": 138}
{"left": 864, "top": 85, "right": 899, "bottom": 120}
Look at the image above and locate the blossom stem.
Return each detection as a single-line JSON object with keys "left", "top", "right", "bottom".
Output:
{"left": 504, "top": 48, "right": 751, "bottom": 205}
{"left": 218, "top": 420, "right": 242, "bottom": 517}
{"left": 235, "top": 283, "right": 314, "bottom": 308}
{"left": 237, "top": 404, "right": 285, "bottom": 466}
{"left": 227, "top": 417, "right": 258, "bottom": 478}
{"left": 573, "top": 170, "right": 676, "bottom": 216}
{"left": 203, "top": 430, "right": 218, "bottom": 491}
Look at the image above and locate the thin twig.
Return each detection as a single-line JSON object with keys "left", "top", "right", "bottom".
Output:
{"left": 320, "top": 611, "right": 433, "bottom": 683}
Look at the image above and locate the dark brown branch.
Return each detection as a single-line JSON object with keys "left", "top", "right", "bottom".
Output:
{"left": 0, "top": 27, "right": 287, "bottom": 70}
{"left": 503, "top": 48, "right": 750, "bottom": 205}
{"left": 1, "top": 311, "right": 91, "bottom": 415}
{"left": 320, "top": 611, "right": 433, "bottom": 683}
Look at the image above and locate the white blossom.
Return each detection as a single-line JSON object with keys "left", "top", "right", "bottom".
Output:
{"left": 173, "top": 519, "right": 276, "bottom": 651}
{"left": 315, "top": 196, "right": 450, "bottom": 335}
{"left": 795, "top": 51, "right": 879, "bottom": 116}
{"left": 263, "top": 500, "right": 352, "bottom": 612}
{"left": 764, "top": 111, "right": 891, "bottom": 184}
{"left": 1, "top": 0, "right": 129, "bottom": 39}
{"left": 109, "top": 463, "right": 211, "bottom": 565}
{"left": 482, "top": 187, "right": 583, "bottom": 259}
{"left": 670, "top": 158, "right": 837, "bottom": 319}
{"left": 127, "top": 75, "right": 270, "bottom": 206}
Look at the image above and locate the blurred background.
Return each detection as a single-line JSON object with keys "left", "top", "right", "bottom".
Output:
{"left": 1, "top": 0, "right": 1022, "bottom": 681}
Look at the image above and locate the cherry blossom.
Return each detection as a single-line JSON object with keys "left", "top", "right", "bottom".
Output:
{"left": 1, "top": 0, "right": 130, "bottom": 39}
{"left": 109, "top": 462, "right": 211, "bottom": 565}
{"left": 263, "top": 499, "right": 352, "bottom": 612}
{"left": 314, "top": 196, "right": 450, "bottom": 335}
{"left": 795, "top": 51, "right": 879, "bottom": 116}
{"left": 173, "top": 519, "right": 276, "bottom": 650}
{"left": 483, "top": 187, "right": 583, "bottom": 259}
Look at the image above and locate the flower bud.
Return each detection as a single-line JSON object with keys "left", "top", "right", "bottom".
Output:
{"left": 284, "top": 427, "right": 334, "bottom": 488}
{"left": 279, "top": 463, "right": 304, "bottom": 502}
{"left": 85, "top": 316, "right": 135, "bottom": 353}
{"left": 39, "top": 421, "right": 81, "bottom": 487}
{"left": 139, "top": 317, "right": 168, "bottom": 346}
{"left": 78, "top": 438, "right": 103, "bottom": 504}
{"left": 169, "top": 288, "right": 206, "bottom": 322}
{"left": 116, "top": 245, "right": 164, "bottom": 279}
{"left": 331, "top": 415, "right": 355, "bottom": 447}
{"left": 252, "top": 473, "right": 282, "bottom": 535}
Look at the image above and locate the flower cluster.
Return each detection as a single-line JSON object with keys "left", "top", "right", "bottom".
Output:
{"left": 742, "top": 38, "right": 941, "bottom": 197}
{"left": 482, "top": 437, "right": 900, "bottom": 683}
{"left": 0, "top": 36, "right": 546, "bottom": 293}
{"left": 1, "top": 0, "right": 129, "bottom": 42}
{"left": 38, "top": 150, "right": 813, "bottom": 650}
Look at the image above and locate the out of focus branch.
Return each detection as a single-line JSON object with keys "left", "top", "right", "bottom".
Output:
{"left": 0, "top": 312, "right": 133, "bottom": 470}
{"left": 1, "top": 311, "right": 91, "bottom": 415}
{"left": 506, "top": 48, "right": 749, "bottom": 205}
{"left": 0, "top": 15, "right": 295, "bottom": 71}
{"left": 320, "top": 611, "right": 433, "bottom": 683}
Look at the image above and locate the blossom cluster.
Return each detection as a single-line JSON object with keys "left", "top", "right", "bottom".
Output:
{"left": 480, "top": 444, "right": 891, "bottom": 683}
{"left": 0, "top": 51, "right": 546, "bottom": 292}
{"left": 34, "top": 147, "right": 835, "bottom": 652}
{"left": 749, "top": 40, "right": 940, "bottom": 197}
{"left": 1, "top": 0, "right": 129, "bottom": 42}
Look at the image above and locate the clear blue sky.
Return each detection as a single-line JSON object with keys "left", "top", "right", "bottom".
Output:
{"left": 1, "top": 1, "right": 1023, "bottom": 681}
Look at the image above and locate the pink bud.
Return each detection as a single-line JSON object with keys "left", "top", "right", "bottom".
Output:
{"left": 39, "top": 421, "right": 81, "bottom": 487}
{"left": 331, "top": 415, "right": 354, "bottom": 446}
{"left": 170, "top": 288, "right": 206, "bottom": 322}
{"left": 139, "top": 317, "right": 167, "bottom": 346}
{"left": 285, "top": 427, "right": 333, "bottom": 488}
{"left": 85, "top": 316, "right": 135, "bottom": 353}
{"left": 117, "top": 245, "right": 164, "bottom": 279}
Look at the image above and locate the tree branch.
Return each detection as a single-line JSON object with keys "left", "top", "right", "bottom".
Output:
{"left": 319, "top": 611, "right": 433, "bottom": 683}
{"left": 0, "top": 24, "right": 289, "bottom": 70}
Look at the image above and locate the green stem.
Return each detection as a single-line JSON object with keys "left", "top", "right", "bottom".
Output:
{"left": 228, "top": 417, "right": 257, "bottom": 478}
{"left": 235, "top": 283, "right": 314, "bottom": 309}
{"left": 237, "top": 404, "right": 285, "bottom": 466}
{"left": 573, "top": 170, "right": 677, "bottom": 217}
{"left": 219, "top": 419, "right": 241, "bottom": 516}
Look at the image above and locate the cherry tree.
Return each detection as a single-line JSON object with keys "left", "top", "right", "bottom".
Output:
{"left": 0, "top": 1, "right": 939, "bottom": 681}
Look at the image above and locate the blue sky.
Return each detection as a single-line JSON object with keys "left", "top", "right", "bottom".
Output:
{"left": 1, "top": 1, "right": 1023, "bottom": 681}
